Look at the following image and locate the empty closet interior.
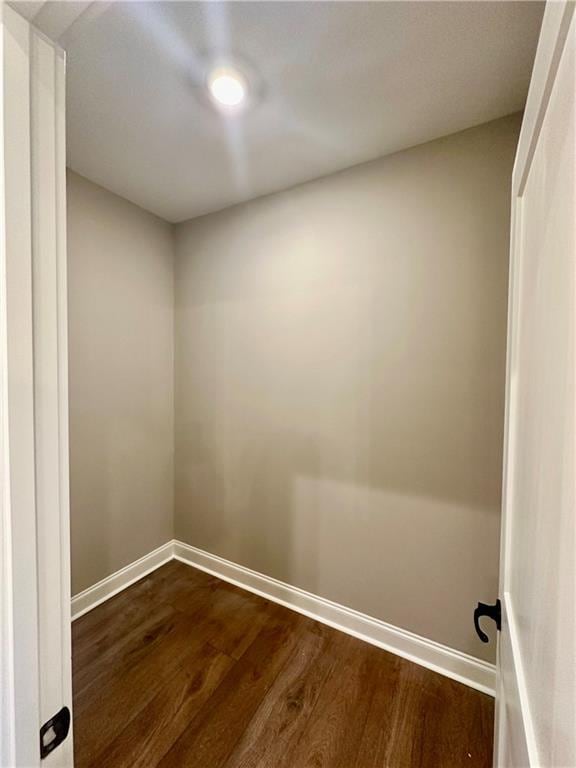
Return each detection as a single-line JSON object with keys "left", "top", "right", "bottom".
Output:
{"left": 62, "top": 2, "right": 544, "bottom": 766}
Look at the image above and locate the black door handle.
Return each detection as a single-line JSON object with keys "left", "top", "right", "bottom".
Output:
{"left": 474, "top": 599, "right": 501, "bottom": 643}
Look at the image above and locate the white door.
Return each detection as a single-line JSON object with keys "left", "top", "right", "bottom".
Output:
{"left": 495, "top": 1, "right": 576, "bottom": 766}
{"left": 0, "top": 5, "right": 73, "bottom": 767}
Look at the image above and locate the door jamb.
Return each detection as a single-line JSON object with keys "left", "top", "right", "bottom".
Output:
{"left": 0, "top": 6, "right": 72, "bottom": 766}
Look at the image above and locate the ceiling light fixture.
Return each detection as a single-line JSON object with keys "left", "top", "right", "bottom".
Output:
{"left": 207, "top": 66, "right": 247, "bottom": 111}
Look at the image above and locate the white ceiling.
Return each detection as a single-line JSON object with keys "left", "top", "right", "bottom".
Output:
{"left": 25, "top": 1, "right": 544, "bottom": 223}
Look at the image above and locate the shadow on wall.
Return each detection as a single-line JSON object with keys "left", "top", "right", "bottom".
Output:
{"left": 174, "top": 418, "right": 499, "bottom": 663}
{"left": 173, "top": 116, "right": 516, "bottom": 662}
{"left": 173, "top": 270, "right": 504, "bottom": 663}
{"left": 176, "top": 421, "right": 321, "bottom": 588}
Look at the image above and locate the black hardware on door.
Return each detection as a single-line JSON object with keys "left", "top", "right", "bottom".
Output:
{"left": 40, "top": 706, "right": 70, "bottom": 759}
{"left": 474, "top": 599, "right": 501, "bottom": 643}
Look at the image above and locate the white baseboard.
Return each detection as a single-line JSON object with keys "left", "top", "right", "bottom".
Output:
{"left": 173, "top": 540, "right": 496, "bottom": 696}
{"left": 71, "top": 541, "right": 174, "bottom": 621}
{"left": 71, "top": 538, "right": 495, "bottom": 695}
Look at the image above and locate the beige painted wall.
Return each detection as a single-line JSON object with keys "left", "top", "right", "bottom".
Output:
{"left": 174, "top": 115, "right": 520, "bottom": 661}
{"left": 67, "top": 170, "right": 174, "bottom": 595}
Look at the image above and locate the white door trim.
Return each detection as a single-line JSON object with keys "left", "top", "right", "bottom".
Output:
{"left": 0, "top": 6, "right": 71, "bottom": 767}
{"left": 512, "top": 0, "right": 575, "bottom": 198}
{"left": 0, "top": 7, "right": 40, "bottom": 766}
{"left": 496, "top": 2, "right": 576, "bottom": 765}
{"left": 30, "top": 22, "right": 73, "bottom": 768}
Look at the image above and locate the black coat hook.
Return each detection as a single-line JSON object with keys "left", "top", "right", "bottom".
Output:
{"left": 474, "top": 599, "right": 501, "bottom": 643}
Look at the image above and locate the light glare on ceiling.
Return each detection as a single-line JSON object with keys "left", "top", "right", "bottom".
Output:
{"left": 207, "top": 67, "right": 247, "bottom": 110}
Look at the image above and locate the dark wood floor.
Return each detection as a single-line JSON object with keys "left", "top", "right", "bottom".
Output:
{"left": 73, "top": 560, "right": 493, "bottom": 768}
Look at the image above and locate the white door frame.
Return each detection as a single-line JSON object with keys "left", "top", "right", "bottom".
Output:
{"left": 0, "top": 6, "right": 40, "bottom": 765}
{"left": 0, "top": 5, "right": 72, "bottom": 767}
{"left": 496, "top": 0, "right": 575, "bottom": 765}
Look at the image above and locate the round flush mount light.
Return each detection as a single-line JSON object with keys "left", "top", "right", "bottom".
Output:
{"left": 207, "top": 66, "right": 248, "bottom": 111}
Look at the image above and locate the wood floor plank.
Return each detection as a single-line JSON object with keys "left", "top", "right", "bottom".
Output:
{"left": 274, "top": 634, "right": 383, "bottom": 768}
{"left": 223, "top": 623, "right": 338, "bottom": 768}
{"left": 74, "top": 567, "right": 258, "bottom": 705}
{"left": 93, "top": 647, "right": 234, "bottom": 768}
{"left": 74, "top": 612, "right": 219, "bottom": 765}
{"left": 354, "top": 649, "right": 403, "bottom": 767}
{"left": 162, "top": 567, "right": 279, "bottom": 660}
{"left": 73, "top": 601, "right": 180, "bottom": 697}
{"left": 380, "top": 662, "right": 494, "bottom": 768}
{"left": 200, "top": 588, "right": 276, "bottom": 660}
{"left": 73, "top": 562, "right": 494, "bottom": 768}
{"left": 155, "top": 609, "right": 305, "bottom": 768}
{"left": 71, "top": 560, "right": 199, "bottom": 654}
